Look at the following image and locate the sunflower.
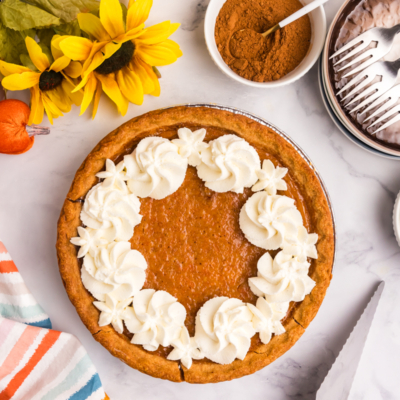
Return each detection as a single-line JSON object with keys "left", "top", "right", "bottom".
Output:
{"left": 58, "top": 0, "right": 182, "bottom": 118}
{"left": 0, "top": 36, "right": 83, "bottom": 125}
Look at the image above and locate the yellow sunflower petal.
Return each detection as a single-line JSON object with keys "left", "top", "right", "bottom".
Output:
{"left": 28, "top": 87, "right": 44, "bottom": 125}
{"left": 51, "top": 35, "right": 65, "bottom": 60}
{"left": 103, "top": 41, "right": 122, "bottom": 59}
{"left": 50, "top": 56, "right": 70, "bottom": 73}
{"left": 92, "top": 80, "right": 103, "bottom": 119}
{"left": 78, "top": 13, "right": 111, "bottom": 42}
{"left": 100, "top": 0, "right": 125, "bottom": 39}
{"left": 136, "top": 21, "right": 180, "bottom": 45}
{"left": 116, "top": 67, "right": 143, "bottom": 105}
{"left": 0, "top": 61, "right": 30, "bottom": 77}
{"left": 62, "top": 78, "right": 83, "bottom": 106}
{"left": 42, "top": 93, "right": 63, "bottom": 124}
{"left": 80, "top": 73, "right": 97, "bottom": 115}
{"left": 2, "top": 72, "right": 40, "bottom": 90}
{"left": 96, "top": 72, "right": 129, "bottom": 116}
{"left": 135, "top": 40, "right": 181, "bottom": 66}
{"left": 130, "top": 56, "right": 154, "bottom": 94}
{"left": 25, "top": 37, "right": 50, "bottom": 72}
{"left": 59, "top": 37, "right": 93, "bottom": 61}
{"left": 160, "top": 39, "right": 183, "bottom": 57}
{"left": 127, "top": 0, "right": 152, "bottom": 31}
{"left": 114, "top": 24, "right": 145, "bottom": 43}
{"left": 46, "top": 86, "right": 71, "bottom": 113}
{"left": 76, "top": 52, "right": 104, "bottom": 91}
{"left": 81, "top": 42, "right": 106, "bottom": 76}
{"left": 64, "top": 61, "right": 82, "bottom": 78}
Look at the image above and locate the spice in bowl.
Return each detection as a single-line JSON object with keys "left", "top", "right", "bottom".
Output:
{"left": 215, "top": 0, "right": 312, "bottom": 82}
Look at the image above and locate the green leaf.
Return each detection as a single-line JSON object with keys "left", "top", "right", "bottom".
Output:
{"left": 54, "top": 19, "right": 81, "bottom": 36}
{"left": 25, "top": 0, "right": 100, "bottom": 24}
{"left": 20, "top": 53, "right": 38, "bottom": 70}
{"left": 38, "top": 42, "right": 53, "bottom": 64}
{"left": 0, "top": 21, "right": 29, "bottom": 64}
{"left": 37, "top": 27, "right": 55, "bottom": 47}
{"left": 0, "top": 0, "right": 60, "bottom": 31}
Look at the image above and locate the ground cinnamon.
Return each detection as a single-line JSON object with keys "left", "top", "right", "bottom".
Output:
{"left": 215, "top": 0, "right": 312, "bottom": 82}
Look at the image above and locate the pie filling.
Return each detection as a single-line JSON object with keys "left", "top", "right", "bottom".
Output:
{"left": 71, "top": 127, "right": 319, "bottom": 368}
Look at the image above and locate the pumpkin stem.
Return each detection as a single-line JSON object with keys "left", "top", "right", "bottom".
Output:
{"left": 25, "top": 125, "right": 50, "bottom": 137}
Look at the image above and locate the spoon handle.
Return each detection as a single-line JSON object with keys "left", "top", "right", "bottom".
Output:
{"left": 279, "top": 0, "right": 328, "bottom": 28}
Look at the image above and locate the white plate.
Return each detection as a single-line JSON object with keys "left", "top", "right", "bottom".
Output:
{"left": 318, "top": 56, "right": 400, "bottom": 160}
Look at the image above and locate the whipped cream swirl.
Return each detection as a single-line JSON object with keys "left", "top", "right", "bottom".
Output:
{"left": 252, "top": 159, "right": 288, "bottom": 195}
{"left": 195, "top": 297, "right": 255, "bottom": 364}
{"left": 239, "top": 192, "right": 303, "bottom": 250}
{"left": 197, "top": 134, "right": 260, "bottom": 193}
{"left": 70, "top": 226, "right": 110, "bottom": 258}
{"left": 249, "top": 251, "right": 315, "bottom": 303}
{"left": 248, "top": 297, "right": 288, "bottom": 344}
{"left": 123, "top": 289, "right": 186, "bottom": 351}
{"left": 82, "top": 241, "right": 147, "bottom": 302}
{"left": 283, "top": 226, "right": 318, "bottom": 263}
{"left": 167, "top": 326, "right": 204, "bottom": 369}
{"left": 94, "top": 294, "right": 133, "bottom": 334}
{"left": 172, "top": 128, "right": 209, "bottom": 167}
{"left": 96, "top": 159, "right": 127, "bottom": 191}
{"left": 80, "top": 183, "right": 142, "bottom": 242}
{"left": 124, "top": 137, "right": 188, "bottom": 200}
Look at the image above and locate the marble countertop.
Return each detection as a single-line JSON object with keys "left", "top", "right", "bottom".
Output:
{"left": 1, "top": 0, "right": 400, "bottom": 398}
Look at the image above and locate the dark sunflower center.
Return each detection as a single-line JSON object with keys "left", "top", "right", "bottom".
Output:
{"left": 95, "top": 41, "right": 135, "bottom": 75}
{"left": 39, "top": 70, "right": 63, "bottom": 92}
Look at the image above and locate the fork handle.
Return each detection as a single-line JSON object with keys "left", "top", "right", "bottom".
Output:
{"left": 387, "top": 22, "right": 400, "bottom": 36}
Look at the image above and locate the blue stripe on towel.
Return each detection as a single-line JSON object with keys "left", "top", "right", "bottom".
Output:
{"left": 68, "top": 373, "right": 102, "bottom": 400}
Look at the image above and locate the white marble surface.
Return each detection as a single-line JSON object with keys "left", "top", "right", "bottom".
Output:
{"left": 1, "top": 0, "right": 400, "bottom": 398}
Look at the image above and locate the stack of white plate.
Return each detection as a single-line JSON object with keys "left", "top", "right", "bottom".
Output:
{"left": 319, "top": 0, "right": 400, "bottom": 160}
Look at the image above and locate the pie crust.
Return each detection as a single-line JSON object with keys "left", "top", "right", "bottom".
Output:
{"left": 56, "top": 105, "right": 335, "bottom": 383}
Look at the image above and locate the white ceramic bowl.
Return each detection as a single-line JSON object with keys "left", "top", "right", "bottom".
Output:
{"left": 204, "top": 0, "right": 327, "bottom": 88}
{"left": 393, "top": 191, "right": 400, "bottom": 247}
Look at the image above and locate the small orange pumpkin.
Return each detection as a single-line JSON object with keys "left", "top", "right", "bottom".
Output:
{"left": 0, "top": 99, "right": 49, "bottom": 155}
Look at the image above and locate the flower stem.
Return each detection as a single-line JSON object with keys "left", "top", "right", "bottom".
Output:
{"left": 26, "top": 125, "right": 50, "bottom": 137}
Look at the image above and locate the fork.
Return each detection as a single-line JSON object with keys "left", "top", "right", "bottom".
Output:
{"left": 363, "top": 84, "right": 400, "bottom": 133}
{"left": 337, "top": 58, "right": 400, "bottom": 113}
{"left": 330, "top": 23, "right": 400, "bottom": 78}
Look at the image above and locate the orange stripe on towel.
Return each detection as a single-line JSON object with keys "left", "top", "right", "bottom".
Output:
{"left": 0, "top": 260, "right": 18, "bottom": 273}
{"left": 0, "top": 330, "right": 61, "bottom": 400}
{"left": 0, "top": 242, "right": 7, "bottom": 253}
{"left": 0, "top": 325, "right": 41, "bottom": 380}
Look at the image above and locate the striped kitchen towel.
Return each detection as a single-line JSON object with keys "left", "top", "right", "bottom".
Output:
{"left": 0, "top": 241, "right": 51, "bottom": 329}
{"left": 0, "top": 240, "right": 109, "bottom": 400}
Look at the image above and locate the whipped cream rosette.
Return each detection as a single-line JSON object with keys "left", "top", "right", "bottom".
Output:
{"left": 124, "top": 137, "right": 188, "bottom": 200}
{"left": 249, "top": 251, "right": 316, "bottom": 303}
{"left": 239, "top": 192, "right": 303, "bottom": 250}
{"left": 197, "top": 134, "right": 261, "bottom": 193}
{"left": 82, "top": 241, "right": 147, "bottom": 301}
{"left": 123, "top": 289, "right": 186, "bottom": 351}
{"left": 71, "top": 127, "right": 320, "bottom": 369}
{"left": 167, "top": 327, "right": 204, "bottom": 369}
{"left": 195, "top": 297, "right": 255, "bottom": 364}
{"left": 93, "top": 294, "right": 133, "bottom": 334}
{"left": 248, "top": 298, "right": 289, "bottom": 344}
{"left": 252, "top": 159, "right": 288, "bottom": 195}
{"left": 80, "top": 182, "right": 142, "bottom": 242}
{"left": 172, "top": 127, "right": 209, "bottom": 167}
{"left": 70, "top": 226, "right": 110, "bottom": 258}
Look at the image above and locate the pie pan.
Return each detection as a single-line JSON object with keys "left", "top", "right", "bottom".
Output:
{"left": 56, "top": 104, "right": 336, "bottom": 383}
